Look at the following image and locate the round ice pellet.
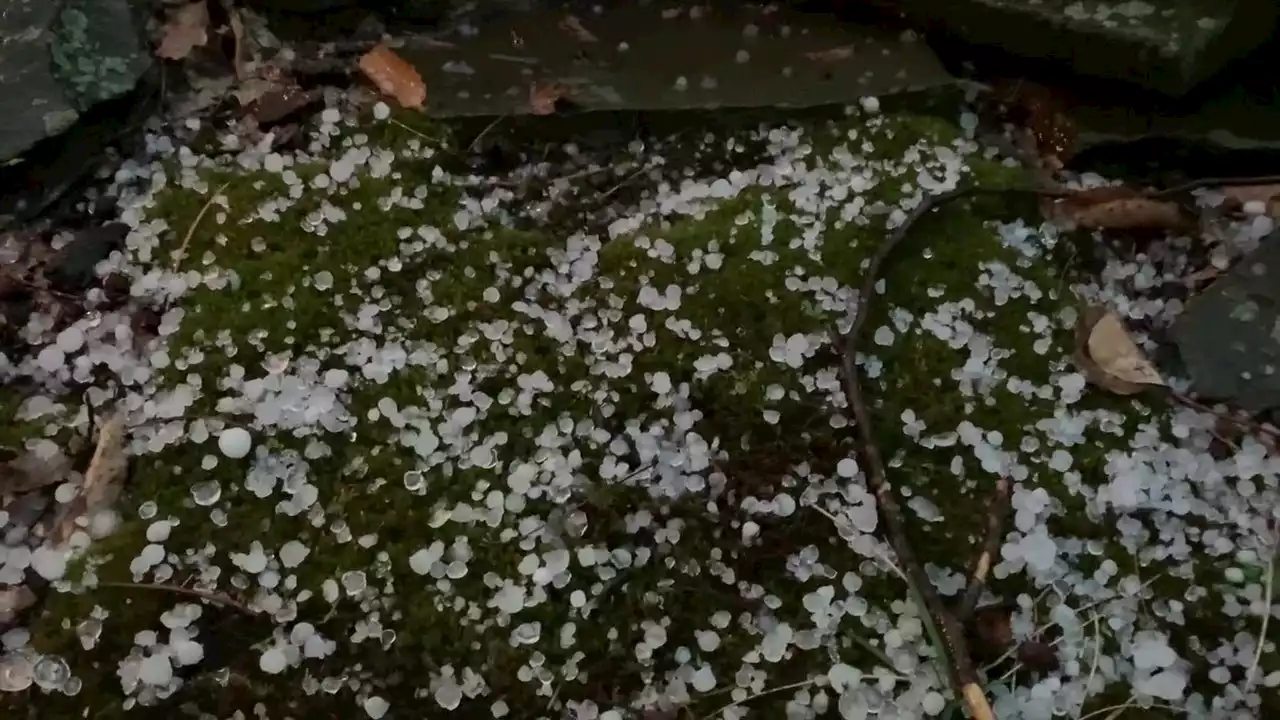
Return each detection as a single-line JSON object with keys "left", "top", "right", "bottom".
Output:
{"left": 217, "top": 427, "right": 252, "bottom": 459}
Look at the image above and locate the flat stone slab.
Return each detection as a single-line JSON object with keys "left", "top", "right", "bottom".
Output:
{"left": 889, "top": 0, "right": 1276, "bottom": 96}
{"left": 0, "top": 0, "right": 150, "bottom": 162}
{"left": 1172, "top": 230, "right": 1280, "bottom": 414}
{"left": 398, "top": 3, "right": 956, "bottom": 116}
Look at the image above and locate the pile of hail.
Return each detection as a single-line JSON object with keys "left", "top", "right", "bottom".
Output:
{"left": 0, "top": 96, "right": 1276, "bottom": 720}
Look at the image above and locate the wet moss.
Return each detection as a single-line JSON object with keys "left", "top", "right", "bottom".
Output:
{"left": 16, "top": 109, "right": 1265, "bottom": 718}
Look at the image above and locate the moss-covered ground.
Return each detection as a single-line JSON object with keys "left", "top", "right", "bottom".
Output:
{"left": 5, "top": 106, "right": 1277, "bottom": 719}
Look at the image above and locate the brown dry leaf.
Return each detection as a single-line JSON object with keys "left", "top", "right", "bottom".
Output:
{"left": 225, "top": 1, "right": 248, "bottom": 77}
{"left": 1050, "top": 189, "right": 1189, "bottom": 232}
{"left": 805, "top": 45, "right": 855, "bottom": 62}
{"left": 559, "top": 15, "right": 599, "bottom": 42}
{"left": 529, "top": 81, "right": 567, "bottom": 115}
{"left": 1072, "top": 306, "right": 1165, "bottom": 396}
{"left": 1219, "top": 184, "right": 1280, "bottom": 216}
{"left": 50, "top": 413, "right": 128, "bottom": 546}
{"left": 358, "top": 44, "right": 427, "bottom": 110}
{"left": 156, "top": 0, "right": 211, "bottom": 60}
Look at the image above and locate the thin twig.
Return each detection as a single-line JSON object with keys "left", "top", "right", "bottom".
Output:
{"left": 958, "top": 476, "right": 1012, "bottom": 621}
{"left": 834, "top": 187, "right": 1003, "bottom": 720}
{"left": 172, "top": 180, "right": 232, "bottom": 274}
{"left": 97, "top": 581, "right": 256, "bottom": 615}
{"left": 1243, "top": 540, "right": 1277, "bottom": 692}
{"left": 699, "top": 679, "right": 815, "bottom": 720}
{"left": 1170, "top": 391, "right": 1280, "bottom": 441}
{"left": 467, "top": 114, "right": 507, "bottom": 153}
{"left": 1147, "top": 174, "right": 1280, "bottom": 199}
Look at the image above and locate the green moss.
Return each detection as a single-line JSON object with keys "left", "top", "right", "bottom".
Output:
{"left": 17, "top": 109, "right": 1267, "bottom": 718}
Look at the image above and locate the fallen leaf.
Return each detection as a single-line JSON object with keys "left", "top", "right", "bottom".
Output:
{"left": 1218, "top": 184, "right": 1280, "bottom": 216}
{"left": 1049, "top": 188, "right": 1189, "bottom": 233}
{"left": 50, "top": 413, "right": 127, "bottom": 546}
{"left": 805, "top": 45, "right": 855, "bottom": 62}
{"left": 358, "top": 44, "right": 427, "bottom": 110}
{"left": 559, "top": 15, "right": 599, "bottom": 42}
{"left": 223, "top": 0, "right": 248, "bottom": 78}
{"left": 1073, "top": 306, "right": 1165, "bottom": 396}
{"left": 529, "top": 81, "right": 567, "bottom": 115}
{"left": 155, "top": 0, "right": 211, "bottom": 60}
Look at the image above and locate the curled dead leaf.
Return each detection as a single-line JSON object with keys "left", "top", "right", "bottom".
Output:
{"left": 805, "top": 45, "right": 855, "bottom": 62}
{"left": 1049, "top": 188, "right": 1190, "bottom": 233}
{"left": 1072, "top": 306, "right": 1166, "bottom": 396}
{"left": 559, "top": 15, "right": 599, "bottom": 42}
{"left": 358, "top": 44, "right": 427, "bottom": 110}
{"left": 155, "top": 0, "right": 211, "bottom": 60}
{"left": 529, "top": 81, "right": 567, "bottom": 115}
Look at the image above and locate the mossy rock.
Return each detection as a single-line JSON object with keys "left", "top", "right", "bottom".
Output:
{"left": 6, "top": 106, "right": 1277, "bottom": 719}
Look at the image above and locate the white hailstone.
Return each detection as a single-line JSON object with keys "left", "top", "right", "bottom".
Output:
{"left": 363, "top": 696, "right": 390, "bottom": 719}
{"left": 173, "top": 639, "right": 204, "bottom": 666}
{"left": 1132, "top": 633, "right": 1177, "bottom": 670}
{"left": 139, "top": 653, "right": 173, "bottom": 686}
{"left": 217, "top": 427, "right": 252, "bottom": 459}
{"left": 31, "top": 547, "right": 68, "bottom": 580}
{"left": 650, "top": 372, "right": 672, "bottom": 395}
{"left": 279, "top": 540, "right": 310, "bottom": 568}
{"left": 836, "top": 458, "right": 859, "bottom": 478}
{"left": 324, "top": 368, "right": 349, "bottom": 388}
{"left": 55, "top": 327, "right": 85, "bottom": 353}
{"left": 373, "top": 102, "right": 391, "bottom": 120}
{"left": 922, "top": 691, "right": 946, "bottom": 715}
{"left": 695, "top": 630, "right": 720, "bottom": 652}
{"left": 435, "top": 682, "right": 463, "bottom": 710}
{"left": 145, "top": 521, "right": 174, "bottom": 543}
{"left": 873, "top": 326, "right": 895, "bottom": 346}
{"left": 36, "top": 346, "right": 65, "bottom": 372}
{"left": 258, "top": 647, "right": 288, "bottom": 674}
{"left": 859, "top": 95, "right": 881, "bottom": 114}
{"left": 1136, "top": 670, "right": 1186, "bottom": 700}
{"left": 827, "top": 664, "right": 860, "bottom": 694}
{"left": 690, "top": 665, "right": 716, "bottom": 692}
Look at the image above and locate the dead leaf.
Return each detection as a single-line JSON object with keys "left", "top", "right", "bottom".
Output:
{"left": 155, "top": 1, "right": 211, "bottom": 60}
{"left": 529, "top": 81, "right": 567, "bottom": 115}
{"left": 1219, "top": 184, "right": 1280, "bottom": 217}
{"left": 224, "top": 0, "right": 248, "bottom": 78}
{"left": 50, "top": 413, "right": 127, "bottom": 547}
{"left": 559, "top": 15, "right": 599, "bottom": 42}
{"left": 805, "top": 45, "right": 855, "bottom": 62}
{"left": 1073, "top": 306, "right": 1166, "bottom": 396}
{"left": 1049, "top": 189, "right": 1189, "bottom": 233}
{"left": 358, "top": 44, "right": 426, "bottom": 110}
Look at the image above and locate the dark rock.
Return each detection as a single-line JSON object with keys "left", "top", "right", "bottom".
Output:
{"left": 47, "top": 222, "right": 128, "bottom": 292}
{"left": 1172, "top": 230, "right": 1280, "bottom": 413}
{"left": 0, "top": 0, "right": 151, "bottom": 163}
{"left": 879, "top": 0, "right": 1276, "bottom": 97}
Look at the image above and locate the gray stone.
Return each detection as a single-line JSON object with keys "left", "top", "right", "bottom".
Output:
{"left": 886, "top": 0, "right": 1276, "bottom": 97}
{"left": 1172, "top": 231, "right": 1280, "bottom": 413}
{"left": 397, "top": 3, "right": 957, "bottom": 117}
{"left": 0, "top": 0, "right": 151, "bottom": 162}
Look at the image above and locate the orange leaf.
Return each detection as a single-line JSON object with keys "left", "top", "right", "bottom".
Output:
{"left": 155, "top": 1, "right": 210, "bottom": 60}
{"left": 529, "top": 82, "right": 566, "bottom": 115}
{"left": 358, "top": 44, "right": 426, "bottom": 110}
